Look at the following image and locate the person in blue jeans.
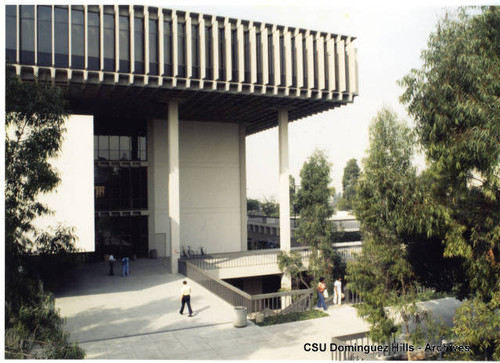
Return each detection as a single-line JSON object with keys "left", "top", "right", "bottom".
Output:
{"left": 121, "top": 257, "right": 130, "bottom": 277}
{"left": 317, "top": 277, "right": 327, "bottom": 311}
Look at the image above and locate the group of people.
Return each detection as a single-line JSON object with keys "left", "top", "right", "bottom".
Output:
{"left": 108, "top": 254, "right": 130, "bottom": 277}
{"left": 317, "top": 276, "right": 343, "bottom": 311}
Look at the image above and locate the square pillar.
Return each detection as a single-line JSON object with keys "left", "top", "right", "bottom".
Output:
{"left": 168, "top": 100, "right": 181, "bottom": 273}
{"left": 279, "top": 109, "right": 291, "bottom": 252}
{"left": 239, "top": 123, "right": 248, "bottom": 251}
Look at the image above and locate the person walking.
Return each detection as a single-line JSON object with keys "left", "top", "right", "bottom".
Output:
{"left": 179, "top": 280, "right": 193, "bottom": 317}
{"left": 108, "top": 254, "right": 115, "bottom": 276}
{"left": 317, "top": 277, "right": 327, "bottom": 311}
{"left": 121, "top": 257, "right": 130, "bottom": 277}
{"left": 334, "top": 277, "right": 342, "bottom": 305}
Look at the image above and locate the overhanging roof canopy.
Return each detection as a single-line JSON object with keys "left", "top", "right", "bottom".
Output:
{"left": 8, "top": 5, "right": 359, "bottom": 135}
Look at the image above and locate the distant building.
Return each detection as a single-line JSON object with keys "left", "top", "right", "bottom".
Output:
{"left": 6, "top": 5, "right": 358, "bottom": 273}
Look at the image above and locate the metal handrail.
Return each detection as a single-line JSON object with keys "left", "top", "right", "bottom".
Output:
{"left": 184, "top": 260, "right": 314, "bottom": 314}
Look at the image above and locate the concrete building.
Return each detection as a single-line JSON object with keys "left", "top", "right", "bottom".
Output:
{"left": 6, "top": 5, "right": 358, "bottom": 274}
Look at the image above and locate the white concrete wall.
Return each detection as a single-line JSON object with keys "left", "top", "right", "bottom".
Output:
{"left": 148, "top": 119, "right": 170, "bottom": 257}
{"left": 33, "top": 115, "right": 95, "bottom": 252}
{"left": 179, "top": 121, "right": 242, "bottom": 254}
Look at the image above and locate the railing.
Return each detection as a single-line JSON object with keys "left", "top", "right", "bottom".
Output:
{"left": 181, "top": 246, "right": 311, "bottom": 270}
{"left": 184, "top": 260, "right": 314, "bottom": 315}
{"left": 331, "top": 332, "right": 398, "bottom": 361}
{"left": 247, "top": 216, "right": 360, "bottom": 231}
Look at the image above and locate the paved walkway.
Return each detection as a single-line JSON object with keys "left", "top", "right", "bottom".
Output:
{"left": 55, "top": 258, "right": 461, "bottom": 360}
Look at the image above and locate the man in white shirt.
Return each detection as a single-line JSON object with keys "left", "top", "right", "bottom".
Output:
{"left": 179, "top": 280, "right": 193, "bottom": 317}
{"left": 334, "top": 277, "right": 342, "bottom": 305}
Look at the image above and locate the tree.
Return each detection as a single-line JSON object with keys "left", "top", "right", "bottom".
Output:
{"left": 247, "top": 198, "right": 261, "bottom": 215}
{"left": 400, "top": 7, "right": 499, "bottom": 359}
{"left": 5, "top": 68, "right": 85, "bottom": 358}
{"left": 347, "top": 108, "right": 432, "bottom": 359}
{"left": 260, "top": 196, "right": 279, "bottom": 217}
{"left": 289, "top": 175, "right": 300, "bottom": 218}
{"left": 295, "top": 149, "right": 341, "bottom": 289}
{"left": 337, "top": 158, "right": 360, "bottom": 211}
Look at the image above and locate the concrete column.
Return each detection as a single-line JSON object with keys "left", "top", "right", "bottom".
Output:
{"left": 168, "top": 100, "right": 181, "bottom": 273}
{"left": 279, "top": 109, "right": 292, "bottom": 291}
{"left": 239, "top": 123, "right": 248, "bottom": 251}
{"left": 278, "top": 109, "right": 291, "bottom": 252}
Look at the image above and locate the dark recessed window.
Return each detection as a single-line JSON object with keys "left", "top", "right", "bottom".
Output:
{"left": 163, "top": 19, "right": 172, "bottom": 76}
{"left": 54, "top": 6, "right": 69, "bottom": 67}
{"left": 302, "top": 37, "right": 307, "bottom": 87}
{"left": 37, "top": 6, "right": 52, "bottom": 66}
{"left": 134, "top": 16, "right": 144, "bottom": 74}
{"left": 244, "top": 30, "right": 250, "bottom": 83}
{"left": 20, "top": 5, "right": 35, "bottom": 65}
{"left": 313, "top": 38, "right": 318, "bottom": 89}
{"left": 218, "top": 25, "right": 225, "bottom": 80}
{"left": 256, "top": 32, "right": 262, "bottom": 84}
{"left": 324, "top": 39, "right": 329, "bottom": 90}
{"left": 6, "top": 6, "right": 17, "bottom": 63}
{"left": 88, "top": 10, "right": 100, "bottom": 70}
{"left": 177, "top": 22, "right": 186, "bottom": 77}
{"left": 268, "top": 32, "right": 274, "bottom": 85}
{"left": 71, "top": 8, "right": 84, "bottom": 69}
{"left": 291, "top": 36, "right": 297, "bottom": 87}
{"left": 191, "top": 23, "right": 199, "bottom": 78}
{"left": 103, "top": 12, "right": 115, "bottom": 71}
{"left": 149, "top": 18, "right": 158, "bottom": 75}
{"left": 205, "top": 24, "right": 212, "bottom": 79}
{"left": 119, "top": 15, "right": 130, "bottom": 72}
{"left": 231, "top": 28, "right": 238, "bottom": 81}
{"left": 280, "top": 34, "right": 285, "bottom": 85}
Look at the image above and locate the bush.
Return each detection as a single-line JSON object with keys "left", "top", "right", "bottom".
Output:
{"left": 255, "top": 309, "right": 329, "bottom": 327}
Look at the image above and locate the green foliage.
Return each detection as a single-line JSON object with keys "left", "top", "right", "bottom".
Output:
{"left": 277, "top": 250, "right": 310, "bottom": 289}
{"left": 347, "top": 108, "right": 436, "bottom": 356}
{"left": 261, "top": 196, "right": 279, "bottom": 217}
{"left": 247, "top": 198, "right": 261, "bottom": 215}
{"left": 289, "top": 175, "right": 300, "bottom": 217}
{"left": 295, "top": 149, "right": 341, "bottom": 288}
{"left": 255, "top": 309, "right": 329, "bottom": 326}
{"left": 5, "top": 69, "right": 84, "bottom": 358}
{"left": 337, "top": 158, "right": 360, "bottom": 211}
{"left": 400, "top": 7, "right": 499, "bottom": 358}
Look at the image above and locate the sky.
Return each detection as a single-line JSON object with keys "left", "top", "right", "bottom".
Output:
{"left": 160, "top": 0, "right": 463, "bottom": 200}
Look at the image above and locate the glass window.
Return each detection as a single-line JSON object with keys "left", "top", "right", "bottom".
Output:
{"left": 138, "top": 136, "right": 147, "bottom": 161}
{"left": 244, "top": 30, "right": 250, "bottom": 83}
{"left": 20, "top": 5, "right": 35, "bottom": 65}
{"left": 268, "top": 32, "right": 274, "bottom": 84}
{"left": 103, "top": 13, "right": 115, "bottom": 71}
{"left": 324, "top": 39, "right": 329, "bottom": 89}
{"left": 134, "top": 16, "right": 144, "bottom": 73}
{"left": 280, "top": 34, "right": 285, "bottom": 85}
{"left": 163, "top": 19, "right": 172, "bottom": 76}
{"left": 54, "top": 6, "right": 69, "bottom": 67}
{"left": 71, "top": 8, "right": 84, "bottom": 69}
{"left": 205, "top": 24, "right": 212, "bottom": 79}
{"left": 256, "top": 32, "right": 262, "bottom": 84}
{"left": 302, "top": 37, "right": 307, "bottom": 87}
{"left": 88, "top": 11, "right": 100, "bottom": 70}
{"left": 6, "top": 6, "right": 17, "bottom": 62}
{"left": 313, "top": 38, "right": 318, "bottom": 89}
{"left": 37, "top": 6, "right": 52, "bottom": 66}
{"left": 149, "top": 19, "right": 158, "bottom": 75}
{"left": 177, "top": 22, "right": 186, "bottom": 77}
{"left": 218, "top": 26, "right": 225, "bottom": 80}
{"left": 119, "top": 15, "right": 130, "bottom": 72}
{"left": 291, "top": 36, "right": 297, "bottom": 87}
{"left": 231, "top": 28, "right": 238, "bottom": 81}
{"left": 191, "top": 23, "right": 199, "bottom": 78}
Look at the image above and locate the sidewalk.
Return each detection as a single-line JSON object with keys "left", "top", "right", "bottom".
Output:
{"left": 55, "top": 258, "right": 461, "bottom": 360}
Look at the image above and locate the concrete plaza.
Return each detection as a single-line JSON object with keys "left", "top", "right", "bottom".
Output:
{"left": 55, "top": 258, "right": 461, "bottom": 360}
